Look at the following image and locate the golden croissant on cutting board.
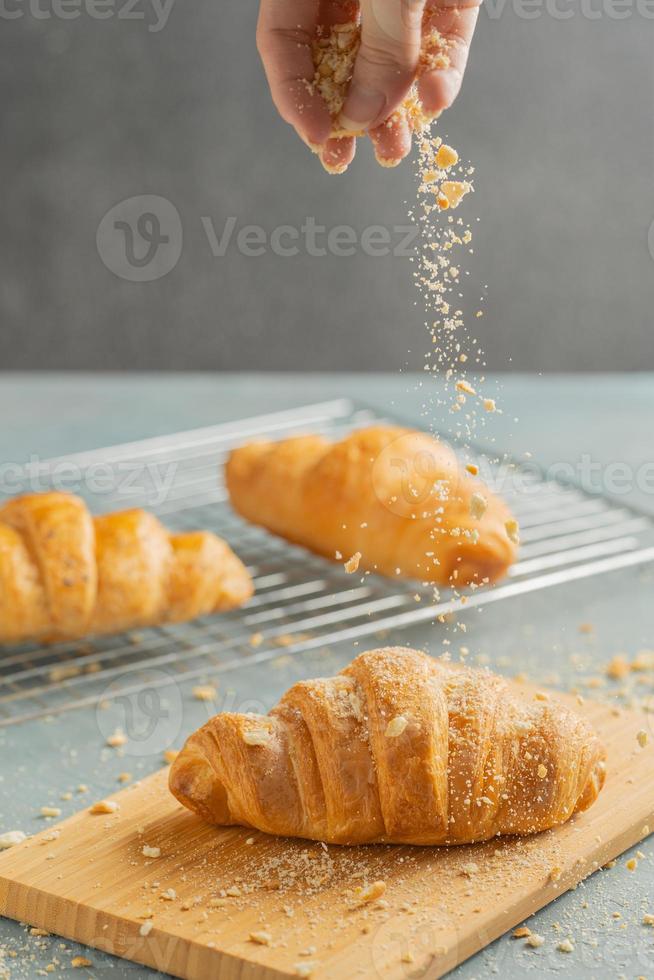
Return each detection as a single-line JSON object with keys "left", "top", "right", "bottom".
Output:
{"left": 226, "top": 425, "right": 517, "bottom": 586}
{"left": 0, "top": 492, "right": 253, "bottom": 644}
{"left": 170, "top": 647, "right": 606, "bottom": 845}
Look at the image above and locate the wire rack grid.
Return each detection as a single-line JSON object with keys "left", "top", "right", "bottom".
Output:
{"left": 2, "top": 398, "right": 654, "bottom": 726}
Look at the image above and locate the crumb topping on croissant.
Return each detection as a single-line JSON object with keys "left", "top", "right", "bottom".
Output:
{"left": 170, "top": 647, "right": 606, "bottom": 845}
{"left": 0, "top": 492, "right": 253, "bottom": 644}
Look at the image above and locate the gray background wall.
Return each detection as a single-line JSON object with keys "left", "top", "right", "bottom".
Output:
{"left": 1, "top": 0, "right": 652, "bottom": 371}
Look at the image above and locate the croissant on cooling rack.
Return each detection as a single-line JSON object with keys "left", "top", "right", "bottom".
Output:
{"left": 226, "top": 425, "right": 518, "bottom": 586}
{"left": 170, "top": 647, "right": 606, "bottom": 845}
{"left": 0, "top": 492, "right": 253, "bottom": 645}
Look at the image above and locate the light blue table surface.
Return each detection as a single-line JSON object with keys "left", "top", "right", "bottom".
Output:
{"left": 1, "top": 372, "right": 653, "bottom": 980}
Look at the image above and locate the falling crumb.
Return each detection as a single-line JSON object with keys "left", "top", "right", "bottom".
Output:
{"left": 557, "top": 939, "right": 574, "bottom": 953}
{"left": 40, "top": 807, "right": 61, "bottom": 818}
{"left": 385, "top": 715, "right": 408, "bottom": 738}
{"left": 249, "top": 931, "right": 272, "bottom": 946}
{"left": 106, "top": 729, "right": 127, "bottom": 748}
{"left": 466, "top": 463, "right": 479, "bottom": 476}
{"left": 440, "top": 180, "right": 471, "bottom": 209}
{"left": 192, "top": 685, "right": 217, "bottom": 702}
{"left": 71, "top": 957, "right": 92, "bottom": 968}
{"left": 249, "top": 632, "right": 264, "bottom": 648}
{"left": 483, "top": 398, "right": 496, "bottom": 413}
{"left": 578, "top": 622, "right": 594, "bottom": 634}
{"left": 626, "top": 858, "right": 638, "bottom": 871}
{"left": 142, "top": 845, "right": 161, "bottom": 858}
{"left": 643, "top": 914, "right": 654, "bottom": 926}
{"left": 455, "top": 379, "right": 476, "bottom": 396}
{"left": 637, "top": 730, "right": 649, "bottom": 748}
{"left": 344, "top": 552, "right": 361, "bottom": 574}
{"left": 139, "top": 920, "right": 153, "bottom": 937}
{"left": 526, "top": 933, "right": 545, "bottom": 948}
{"left": 505, "top": 519, "right": 520, "bottom": 544}
{"left": 513, "top": 926, "right": 531, "bottom": 938}
{"left": 0, "top": 831, "right": 26, "bottom": 849}
{"left": 89, "top": 800, "right": 119, "bottom": 815}
{"left": 436, "top": 144, "right": 458, "bottom": 170}
{"left": 117, "top": 772, "right": 132, "bottom": 784}
{"left": 469, "top": 492, "right": 488, "bottom": 520}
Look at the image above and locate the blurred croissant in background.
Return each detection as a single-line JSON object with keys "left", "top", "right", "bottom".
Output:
{"left": 226, "top": 425, "right": 518, "bottom": 586}
{"left": 0, "top": 492, "right": 253, "bottom": 644}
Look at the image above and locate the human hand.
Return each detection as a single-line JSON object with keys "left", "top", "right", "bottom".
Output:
{"left": 256, "top": 0, "right": 482, "bottom": 172}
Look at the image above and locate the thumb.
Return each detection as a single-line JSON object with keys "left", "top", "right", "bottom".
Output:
{"left": 339, "top": 0, "right": 426, "bottom": 133}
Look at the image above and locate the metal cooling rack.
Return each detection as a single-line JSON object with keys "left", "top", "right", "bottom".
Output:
{"left": 2, "top": 397, "right": 654, "bottom": 727}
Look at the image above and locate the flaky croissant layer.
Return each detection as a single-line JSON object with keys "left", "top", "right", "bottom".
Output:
{"left": 170, "top": 647, "right": 606, "bottom": 845}
{"left": 0, "top": 492, "right": 253, "bottom": 644}
{"left": 226, "top": 425, "right": 518, "bottom": 586}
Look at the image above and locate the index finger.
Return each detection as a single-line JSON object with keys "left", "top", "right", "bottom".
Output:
{"left": 417, "top": 0, "right": 481, "bottom": 116}
{"left": 257, "top": 0, "right": 333, "bottom": 145}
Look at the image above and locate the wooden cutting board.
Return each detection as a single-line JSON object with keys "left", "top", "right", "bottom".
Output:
{"left": 1, "top": 687, "right": 652, "bottom": 980}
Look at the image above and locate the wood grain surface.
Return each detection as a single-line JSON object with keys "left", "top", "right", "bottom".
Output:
{"left": 0, "top": 686, "right": 652, "bottom": 980}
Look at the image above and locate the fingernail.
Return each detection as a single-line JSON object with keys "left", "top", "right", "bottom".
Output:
{"left": 339, "top": 85, "right": 386, "bottom": 131}
{"left": 320, "top": 159, "right": 348, "bottom": 175}
{"left": 374, "top": 154, "right": 402, "bottom": 169}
